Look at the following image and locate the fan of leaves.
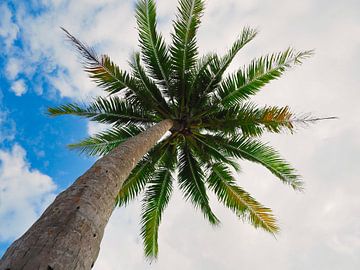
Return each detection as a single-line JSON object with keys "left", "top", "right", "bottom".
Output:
{"left": 49, "top": 0, "right": 334, "bottom": 260}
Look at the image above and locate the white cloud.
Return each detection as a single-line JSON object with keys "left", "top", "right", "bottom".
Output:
{"left": 0, "top": 3, "right": 19, "bottom": 48}
{"left": 0, "top": 144, "right": 56, "bottom": 241}
{"left": 1, "top": 0, "right": 137, "bottom": 100}
{"left": 87, "top": 121, "right": 110, "bottom": 136}
{"left": 10, "top": 79, "right": 27, "bottom": 96}
{"left": 5, "top": 57, "right": 22, "bottom": 80}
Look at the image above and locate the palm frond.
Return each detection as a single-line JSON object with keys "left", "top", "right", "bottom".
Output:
{"left": 68, "top": 125, "right": 145, "bottom": 156}
{"left": 193, "top": 135, "right": 241, "bottom": 172}
{"left": 140, "top": 168, "right": 173, "bottom": 259}
{"left": 206, "top": 135, "right": 303, "bottom": 190}
{"left": 218, "top": 49, "right": 314, "bottom": 107}
{"left": 170, "top": 0, "right": 205, "bottom": 112}
{"left": 62, "top": 28, "right": 137, "bottom": 95}
{"left": 188, "top": 53, "right": 218, "bottom": 110}
{"left": 116, "top": 141, "right": 172, "bottom": 206}
{"left": 207, "top": 163, "right": 278, "bottom": 233}
{"left": 202, "top": 104, "right": 296, "bottom": 136}
{"left": 116, "top": 155, "right": 157, "bottom": 207}
{"left": 48, "top": 96, "right": 158, "bottom": 126}
{"left": 135, "top": 0, "right": 171, "bottom": 90}
{"left": 178, "top": 143, "right": 220, "bottom": 225}
{"left": 230, "top": 104, "right": 295, "bottom": 136}
{"left": 131, "top": 52, "right": 171, "bottom": 116}
{"left": 93, "top": 54, "right": 137, "bottom": 95}
{"left": 198, "top": 28, "right": 258, "bottom": 99}
{"left": 203, "top": 103, "right": 335, "bottom": 137}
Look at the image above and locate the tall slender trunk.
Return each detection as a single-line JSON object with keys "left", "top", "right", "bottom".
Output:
{"left": 0, "top": 119, "right": 173, "bottom": 270}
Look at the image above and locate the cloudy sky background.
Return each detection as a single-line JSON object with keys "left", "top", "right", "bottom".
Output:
{"left": 0, "top": 0, "right": 359, "bottom": 269}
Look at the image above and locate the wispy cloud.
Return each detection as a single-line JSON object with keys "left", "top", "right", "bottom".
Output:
{"left": 0, "top": 3, "right": 19, "bottom": 49}
{"left": 0, "top": 0, "right": 138, "bottom": 100}
{"left": 0, "top": 90, "right": 16, "bottom": 143}
{"left": 0, "top": 144, "right": 56, "bottom": 242}
{"left": 5, "top": 57, "right": 21, "bottom": 80}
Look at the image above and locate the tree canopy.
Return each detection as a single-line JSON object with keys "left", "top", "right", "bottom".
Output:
{"left": 48, "top": 0, "right": 332, "bottom": 260}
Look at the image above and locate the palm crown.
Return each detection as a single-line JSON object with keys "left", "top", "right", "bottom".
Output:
{"left": 49, "top": 0, "right": 328, "bottom": 259}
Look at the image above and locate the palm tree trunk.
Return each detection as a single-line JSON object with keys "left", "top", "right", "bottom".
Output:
{"left": 0, "top": 119, "right": 173, "bottom": 270}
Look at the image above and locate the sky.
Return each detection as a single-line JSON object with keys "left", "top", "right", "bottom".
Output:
{"left": 0, "top": 0, "right": 359, "bottom": 269}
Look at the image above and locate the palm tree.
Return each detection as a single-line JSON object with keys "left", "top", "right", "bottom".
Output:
{"left": 0, "top": 0, "right": 333, "bottom": 269}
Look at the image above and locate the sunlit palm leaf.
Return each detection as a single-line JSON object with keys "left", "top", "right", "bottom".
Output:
{"left": 202, "top": 103, "right": 296, "bottom": 136}
{"left": 62, "top": 28, "right": 159, "bottom": 112}
{"left": 207, "top": 163, "right": 279, "bottom": 233}
{"left": 62, "top": 28, "right": 137, "bottom": 95}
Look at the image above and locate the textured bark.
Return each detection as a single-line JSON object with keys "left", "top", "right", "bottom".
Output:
{"left": 0, "top": 119, "right": 173, "bottom": 270}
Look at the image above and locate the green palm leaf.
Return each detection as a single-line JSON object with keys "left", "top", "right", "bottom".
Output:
{"left": 135, "top": 0, "right": 171, "bottom": 90}
{"left": 207, "top": 163, "right": 278, "bottom": 233}
{"left": 196, "top": 28, "right": 257, "bottom": 102}
{"left": 140, "top": 168, "right": 173, "bottom": 259}
{"left": 116, "top": 155, "right": 156, "bottom": 207}
{"left": 170, "top": 0, "right": 205, "bottom": 113}
{"left": 63, "top": 28, "right": 161, "bottom": 112}
{"left": 202, "top": 103, "right": 296, "bottom": 136}
{"left": 62, "top": 28, "right": 137, "bottom": 95}
{"left": 48, "top": 96, "right": 157, "bottom": 126}
{"left": 178, "top": 143, "right": 220, "bottom": 225}
{"left": 218, "top": 48, "right": 314, "bottom": 107}
{"left": 207, "top": 135, "right": 303, "bottom": 190}
{"left": 188, "top": 53, "right": 218, "bottom": 110}
{"left": 131, "top": 52, "right": 171, "bottom": 116}
{"left": 193, "top": 135, "right": 241, "bottom": 172}
{"left": 116, "top": 141, "right": 173, "bottom": 207}
{"left": 68, "top": 125, "right": 145, "bottom": 156}
{"left": 203, "top": 103, "right": 335, "bottom": 137}
{"left": 229, "top": 104, "right": 295, "bottom": 135}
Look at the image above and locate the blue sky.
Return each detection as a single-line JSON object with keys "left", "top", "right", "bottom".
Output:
{"left": 1, "top": 0, "right": 360, "bottom": 269}
{"left": 0, "top": 0, "right": 95, "bottom": 255}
